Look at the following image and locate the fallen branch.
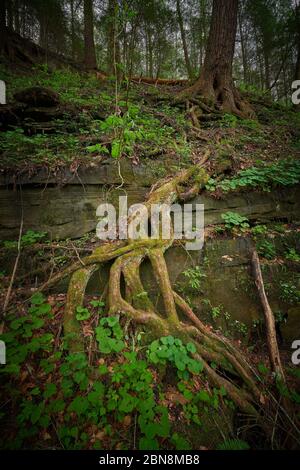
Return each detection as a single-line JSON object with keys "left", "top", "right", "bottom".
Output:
{"left": 1, "top": 189, "right": 24, "bottom": 333}
{"left": 251, "top": 250, "right": 285, "bottom": 382}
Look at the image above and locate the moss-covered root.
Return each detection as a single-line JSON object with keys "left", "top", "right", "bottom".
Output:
{"left": 60, "top": 158, "right": 263, "bottom": 421}
{"left": 64, "top": 264, "right": 97, "bottom": 353}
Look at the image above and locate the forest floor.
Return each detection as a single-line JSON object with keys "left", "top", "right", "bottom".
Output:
{"left": 0, "top": 64, "right": 300, "bottom": 450}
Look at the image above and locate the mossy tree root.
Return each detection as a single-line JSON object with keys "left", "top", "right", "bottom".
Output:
{"left": 57, "top": 160, "right": 265, "bottom": 420}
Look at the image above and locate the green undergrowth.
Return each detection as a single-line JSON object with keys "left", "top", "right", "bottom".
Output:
{"left": 1, "top": 64, "right": 299, "bottom": 174}
{"left": 1, "top": 291, "right": 299, "bottom": 450}
{"left": 0, "top": 65, "right": 189, "bottom": 169}
{"left": 206, "top": 159, "right": 300, "bottom": 193}
{"left": 0, "top": 292, "right": 244, "bottom": 450}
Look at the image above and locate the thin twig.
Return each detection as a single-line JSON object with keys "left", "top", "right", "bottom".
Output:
{"left": 1, "top": 187, "right": 24, "bottom": 333}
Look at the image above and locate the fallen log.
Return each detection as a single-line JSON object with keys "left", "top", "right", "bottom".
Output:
{"left": 251, "top": 250, "right": 285, "bottom": 382}
{"left": 130, "top": 76, "right": 189, "bottom": 86}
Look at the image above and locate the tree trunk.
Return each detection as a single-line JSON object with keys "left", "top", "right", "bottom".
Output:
{"left": 238, "top": 8, "right": 247, "bottom": 83}
{"left": 70, "top": 0, "right": 76, "bottom": 60}
{"left": 263, "top": 45, "right": 271, "bottom": 90}
{"left": 6, "top": 0, "right": 13, "bottom": 30}
{"left": 146, "top": 28, "right": 154, "bottom": 79}
{"left": 0, "top": 0, "right": 6, "bottom": 54}
{"left": 295, "top": 6, "right": 300, "bottom": 81}
{"left": 13, "top": 0, "right": 20, "bottom": 34}
{"left": 296, "top": 43, "right": 300, "bottom": 82}
{"left": 107, "top": 0, "right": 120, "bottom": 76}
{"left": 294, "top": 5, "right": 300, "bottom": 110}
{"left": 84, "top": 0, "right": 97, "bottom": 70}
{"left": 176, "top": 0, "right": 254, "bottom": 117}
{"left": 0, "top": 0, "right": 6, "bottom": 29}
{"left": 176, "top": 0, "right": 193, "bottom": 79}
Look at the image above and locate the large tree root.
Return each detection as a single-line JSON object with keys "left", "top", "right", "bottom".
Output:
{"left": 173, "top": 76, "right": 255, "bottom": 120}
{"left": 54, "top": 161, "right": 259, "bottom": 416}
{"left": 35, "top": 158, "right": 298, "bottom": 444}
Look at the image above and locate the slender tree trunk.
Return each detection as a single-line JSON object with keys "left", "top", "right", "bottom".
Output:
{"left": 84, "top": 0, "right": 97, "bottom": 69}
{"left": 263, "top": 46, "right": 271, "bottom": 90}
{"left": 14, "top": 0, "right": 20, "bottom": 34}
{"left": 176, "top": 0, "right": 193, "bottom": 79}
{"left": 295, "top": 45, "right": 300, "bottom": 81}
{"left": 107, "top": 0, "right": 120, "bottom": 76}
{"left": 176, "top": 0, "right": 253, "bottom": 117}
{"left": 39, "top": 7, "right": 48, "bottom": 50}
{"left": 295, "top": 6, "right": 300, "bottom": 81}
{"left": 294, "top": 5, "right": 300, "bottom": 110}
{"left": 6, "top": 0, "right": 13, "bottom": 30}
{"left": 0, "top": 0, "right": 6, "bottom": 54}
{"left": 238, "top": 9, "right": 247, "bottom": 83}
{"left": 146, "top": 28, "right": 153, "bottom": 78}
{"left": 70, "top": 0, "right": 76, "bottom": 60}
{"left": 0, "top": 0, "right": 6, "bottom": 29}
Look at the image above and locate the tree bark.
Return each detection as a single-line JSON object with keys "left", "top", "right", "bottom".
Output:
{"left": 84, "top": 0, "right": 97, "bottom": 70}
{"left": 70, "top": 0, "right": 76, "bottom": 60}
{"left": 176, "top": 0, "right": 193, "bottom": 79}
{"left": 176, "top": 0, "right": 254, "bottom": 117}
{"left": 107, "top": 0, "right": 120, "bottom": 76}
{"left": 6, "top": 0, "right": 13, "bottom": 30}
{"left": 293, "top": 4, "right": 300, "bottom": 110}
{"left": 14, "top": 0, "right": 20, "bottom": 35}
{"left": 238, "top": 7, "right": 247, "bottom": 83}
{"left": 0, "top": 0, "right": 7, "bottom": 54}
{"left": 295, "top": 5, "right": 300, "bottom": 82}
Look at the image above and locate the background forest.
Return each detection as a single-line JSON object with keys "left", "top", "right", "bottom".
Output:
{"left": 0, "top": 0, "right": 299, "bottom": 103}
{"left": 1, "top": 0, "right": 300, "bottom": 454}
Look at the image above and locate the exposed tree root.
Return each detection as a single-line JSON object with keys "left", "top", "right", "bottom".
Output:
{"left": 32, "top": 157, "right": 297, "bottom": 444}
{"left": 174, "top": 76, "right": 255, "bottom": 119}
{"left": 46, "top": 160, "right": 257, "bottom": 413}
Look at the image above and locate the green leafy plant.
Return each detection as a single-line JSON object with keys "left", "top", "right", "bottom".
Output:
{"left": 216, "top": 439, "right": 250, "bottom": 450}
{"left": 147, "top": 336, "right": 203, "bottom": 378}
{"left": 257, "top": 240, "right": 276, "bottom": 260}
{"left": 182, "top": 266, "right": 206, "bottom": 290}
{"left": 206, "top": 160, "right": 300, "bottom": 193}
{"left": 279, "top": 282, "right": 300, "bottom": 304}
{"left": 95, "top": 315, "right": 125, "bottom": 353}
{"left": 221, "top": 212, "right": 250, "bottom": 231}
{"left": 285, "top": 248, "right": 300, "bottom": 262}
{"left": 76, "top": 306, "right": 91, "bottom": 321}
{"left": 251, "top": 224, "right": 268, "bottom": 236}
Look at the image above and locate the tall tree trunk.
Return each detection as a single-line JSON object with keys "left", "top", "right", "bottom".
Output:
{"left": 176, "top": 0, "right": 193, "bottom": 79}
{"left": 295, "top": 5, "right": 300, "bottom": 81}
{"left": 6, "top": 0, "right": 13, "bottom": 30}
{"left": 146, "top": 28, "right": 153, "bottom": 78}
{"left": 70, "top": 0, "right": 76, "bottom": 60}
{"left": 0, "top": 0, "right": 6, "bottom": 54}
{"left": 84, "top": 0, "right": 97, "bottom": 69}
{"left": 38, "top": 7, "right": 48, "bottom": 50}
{"left": 107, "top": 0, "right": 120, "bottom": 76}
{"left": 176, "top": 0, "right": 253, "bottom": 117}
{"left": 296, "top": 43, "right": 300, "bottom": 82}
{"left": 263, "top": 46, "right": 271, "bottom": 90}
{"left": 0, "top": 0, "right": 6, "bottom": 29}
{"left": 14, "top": 0, "right": 20, "bottom": 34}
{"left": 238, "top": 8, "right": 247, "bottom": 83}
{"left": 294, "top": 5, "right": 300, "bottom": 110}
